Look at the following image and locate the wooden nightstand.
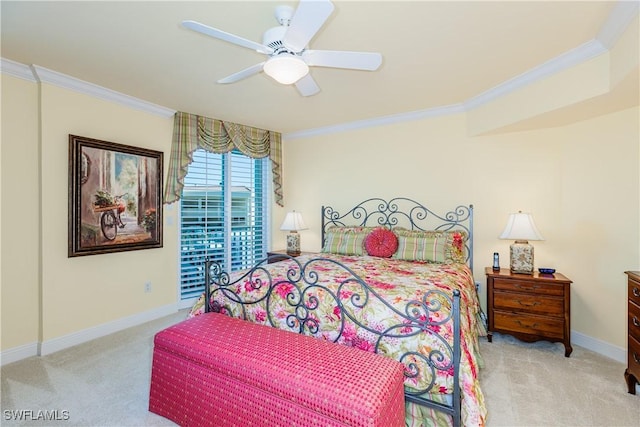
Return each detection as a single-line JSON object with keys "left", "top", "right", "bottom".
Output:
{"left": 624, "top": 271, "right": 640, "bottom": 395}
{"left": 266, "top": 250, "right": 308, "bottom": 264}
{"left": 486, "top": 267, "right": 573, "bottom": 357}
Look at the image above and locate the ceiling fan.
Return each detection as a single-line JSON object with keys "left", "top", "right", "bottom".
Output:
{"left": 182, "top": 0, "right": 383, "bottom": 96}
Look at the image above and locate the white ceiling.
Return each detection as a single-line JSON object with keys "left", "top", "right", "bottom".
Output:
{"left": 1, "top": 1, "right": 636, "bottom": 135}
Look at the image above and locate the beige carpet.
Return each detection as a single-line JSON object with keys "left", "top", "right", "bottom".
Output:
{"left": 479, "top": 333, "right": 639, "bottom": 426}
{"left": 1, "top": 310, "right": 639, "bottom": 426}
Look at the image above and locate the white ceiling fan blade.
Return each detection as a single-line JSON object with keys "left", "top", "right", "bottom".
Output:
{"left": 217, "top": 62, "right": 265, "bottom": 84}
{"left": 295, "top": 73, "right": 320, "bottom": 97}
{"left": 302, "top": 50, "right": 382, "bottom": 71}
{"left": 283, "top": 0, "right": 335, "bottom": 52}
{"left": 182, "top": 20, "right": 273, "bottom": 54}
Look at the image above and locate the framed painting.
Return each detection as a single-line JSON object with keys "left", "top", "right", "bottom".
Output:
{"left": 68, "top": 134, "right": 163, "bottom": 257}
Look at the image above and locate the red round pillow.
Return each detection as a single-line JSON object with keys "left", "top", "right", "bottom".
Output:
{"left": 364, "top": 227, "right": 398, "bottom": 258}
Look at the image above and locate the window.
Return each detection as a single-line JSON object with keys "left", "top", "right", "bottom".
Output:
{"left": 179, "top": 149, "right": 269, "bottom": 301}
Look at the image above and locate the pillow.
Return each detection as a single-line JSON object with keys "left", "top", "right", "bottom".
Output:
{"left": 364, "top": 227, "right": 398, "bottom": 258}
{"left": 321, "top": 226, "right": 373, "bottom": 255}
{"left": 393, "top": 228, "right": 467, "bottom": 263}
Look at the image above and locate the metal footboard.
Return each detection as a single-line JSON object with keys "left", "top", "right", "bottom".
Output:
{"left": 204, "top": 255, "right": 462, "bottom": 427}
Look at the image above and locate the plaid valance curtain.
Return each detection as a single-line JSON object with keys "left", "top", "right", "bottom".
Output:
{"left": 164, "top": 111, "right": 283, "bottom": 206}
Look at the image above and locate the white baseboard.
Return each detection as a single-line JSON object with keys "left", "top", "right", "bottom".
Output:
{"left": 2, "top": 304, "right": 179, "bottom": 365}
{"left": 0, "top": 342, "right": 39, "bottom": 366}
{"left": 33, "top": 303, "right": 177, "bottom": 357}
{"left": 38, "top": 303, "right": 178, "bottom": 356}
{"left": 571, "top": 329, "right": 626, "bottom": 364}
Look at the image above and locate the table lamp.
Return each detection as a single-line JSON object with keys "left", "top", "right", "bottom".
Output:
{"left": 499, "top": 211, "right": 544, "bottom": 274}
{"left": 280, "top": 211, "right": 308, "bottom": 256}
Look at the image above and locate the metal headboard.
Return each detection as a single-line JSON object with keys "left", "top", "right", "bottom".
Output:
{"left": 321, "top": 197, "right": 474, "bottom": 271}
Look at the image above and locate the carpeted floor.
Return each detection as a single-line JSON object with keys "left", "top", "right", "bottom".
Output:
{"left": 479, "top": 333, "right": 639, "bottom": 426}
{"left": 1, "top": 309, "right": 639, "bottom": 426}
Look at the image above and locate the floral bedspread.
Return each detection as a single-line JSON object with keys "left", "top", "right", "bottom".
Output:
{"left": 189, "top": 253, "right": 487, "bottom": 427}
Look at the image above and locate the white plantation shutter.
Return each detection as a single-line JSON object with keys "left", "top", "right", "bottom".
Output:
{"left": 180, "top": 149, "right": 269, "bottom": 300}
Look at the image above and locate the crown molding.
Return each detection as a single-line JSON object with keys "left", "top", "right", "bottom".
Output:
{"left": 286, "top": 38, "right": 609, "bottom": 140}
{"left": 3, "top": 1, "right": 637, "bottom": 137}
{"left": 597, "top": 0, "right": 640, "bottom": 49}
{"left": 2, "top": 58, "right": 175, "bottom": 117}
{"left": 285, "top": 1, "right": 638, "bottom": 140}
{"left": 285, "top": 104, "right": 465, "bottom": 140}
{"left": 1, "top": 58, "right": 37, "bottom": 82}
{"left": 31, "top": 65, "right": 176, "bottom": 118}
{"left": 463, "top": 39, "right": 607, "bottom": 111}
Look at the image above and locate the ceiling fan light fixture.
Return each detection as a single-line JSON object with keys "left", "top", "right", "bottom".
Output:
{"left": 263, "top": 55, "right": 309, "bottom": 85}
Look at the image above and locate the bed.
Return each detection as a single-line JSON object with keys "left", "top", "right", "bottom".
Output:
{"left": 189, "top": 197, "right": 487, "bottom": 427}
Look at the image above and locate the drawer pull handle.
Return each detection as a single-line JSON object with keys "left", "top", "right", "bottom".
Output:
{"left": 634, "top": 353, "right": 640, "bottom": 364}
{"left": 633, "top": 316, "right": 640, "bottom": 327}
{"left": 516, "top": 300, "right": 541, "bottom": 307}
{"left": 516, "top": 320, "right": 538, "bottom": 329}
{"left": 514, "top": 284, "right": 540, "bottom": 291}
{"left": 634, "top": 287, "right": 640, "bottom": 298}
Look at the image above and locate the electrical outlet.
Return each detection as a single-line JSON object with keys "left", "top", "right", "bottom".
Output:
{"left": 144, "top": 282, "right": 152, "bottom": 293}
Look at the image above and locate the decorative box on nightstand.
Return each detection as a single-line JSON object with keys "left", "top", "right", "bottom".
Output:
{"left": 486, "top": 267, "right": 573, "bottom": 357}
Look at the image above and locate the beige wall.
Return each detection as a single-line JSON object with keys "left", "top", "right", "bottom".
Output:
{"left": 1, "top": 74, "right": 177, "bottom": 354}
{"left": 1, "top": 76, "right": 637, "bottom": 358}
{"left": 1, "top": 14, "right": 638, "bottom": 362}
{"left": 274, "top": 18, "right": 639, "bottom": 355}
{"left": 279, "top": 106, "right": 639, "bottom": 352}
{"left": 1, "top": 74, "right": 40, "bottom": 351}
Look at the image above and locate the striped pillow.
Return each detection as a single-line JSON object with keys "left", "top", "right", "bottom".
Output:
{"left": 322, "top": 226, "right": 373, "bottom": 256}
{"left": 393, "top": 228, "right": 467, "bottom": 264}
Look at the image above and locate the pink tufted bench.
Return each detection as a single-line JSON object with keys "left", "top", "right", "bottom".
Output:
{"left": 149, "top": 312, "right": 406, "bottom": 427}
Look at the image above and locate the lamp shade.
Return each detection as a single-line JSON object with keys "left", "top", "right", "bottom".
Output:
{"left": 263, "top": 54, "right": 309, "bottom": 85}
{"left": 499, "top": 212, "right": 544, "bottom": 241}
{"left": 280, "top": 211, "right": 308, "bottom": 232}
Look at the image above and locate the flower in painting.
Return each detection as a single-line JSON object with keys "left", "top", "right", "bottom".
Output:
{"left": 142, "top": 208, "right": 156, "bottom": 231}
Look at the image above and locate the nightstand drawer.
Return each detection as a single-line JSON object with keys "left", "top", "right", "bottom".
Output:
{"left": 629, "top": 299, "right": 640, "bottom": 342}
{"left": 486, "top": 268, "right": 572, "bottom": 357}
{"left": 494, "top": 291, "right": 563, "bottom": 316}
{"left": 629, "top": 277, "right": 640, "bottom": 306}
{"left": 494, "top": 311, "right": 564, "bottom": 338}
{"left": 493, "top": 278, "right": 564, "bottom": 296}
{"left": 629, "top": 334, "right": 640, "bottom": 377}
